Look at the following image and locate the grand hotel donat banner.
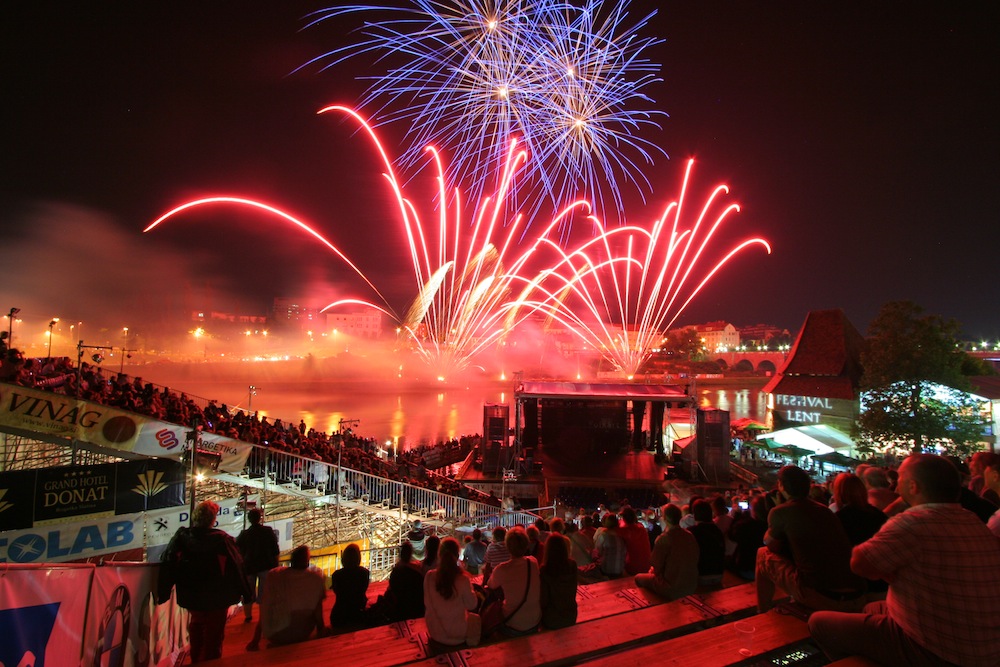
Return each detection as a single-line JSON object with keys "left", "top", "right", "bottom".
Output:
{"left": 0, "top": 459, "right": 187, "bottom": 533}
{"left": 0, "top": 381, "right": 252, "bottom": 472}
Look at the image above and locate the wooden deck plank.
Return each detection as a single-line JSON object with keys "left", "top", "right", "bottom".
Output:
{"left": 213, "top": 583, "right": 758, "bottom": 667}
{"left": 688, "top": 582, "right": 759, "bottom": 619}
{"left": 826, "top": 657, "right": 882, "bottom": 667}
{"left": 408, "top": 597, "right": 717, "bottom": 667}
{"left": 581, "top": 611, "right": 810, "bottom": 667}
{"left": 214, "top": 619, "right": 429, "bottom": 667}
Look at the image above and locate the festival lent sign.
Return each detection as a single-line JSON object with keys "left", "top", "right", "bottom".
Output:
{"left": 771, "top": 393, "right": 859, "bottom": 428}
{"left": 0, "top": 381, "right": 252, "bottom": 472}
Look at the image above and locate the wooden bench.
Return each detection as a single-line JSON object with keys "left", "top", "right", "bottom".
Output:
{"left": 685, "top": 582, "right": 759, "bottom": 623}
{"left": 214, "top": 582, "right": 759, "bottom": 667}
{"left": 826, "top": 657, "right": 883, "bottom": 667}
{"left": 406, "top": 584, "right": 760, "bottom": 667}
{"left": 576, "top": 577, "right": 667, "bottom": 622}
{"left": 214, "top": 618, "right": 431, "bottom": 667}
{"left": 581, "top": 610, "right": 810, "bottom": 666}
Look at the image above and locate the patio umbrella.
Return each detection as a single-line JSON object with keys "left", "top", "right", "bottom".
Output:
{"left": 753, "top": 438, "right": 776, "bottom": 450}
{"left": 774, "top": 445, "right": 814, "bottom": 458}
{"left": 732, "top": 418, "right": 768, "bottom": 431}
{"left": 812, "top": 451, "right": 860, "bottom": 468}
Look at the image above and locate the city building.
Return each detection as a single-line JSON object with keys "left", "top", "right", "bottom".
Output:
{"left": 737, "top": 323, "right": 792, "bottom": 348}
{"left": 762, "top": 309, "right": 865, "bottom": 436}
{"left": 692, "top": 321, "right": 740, "bottom": 352}
{"left": 326, "top": 309, "right": 383, "bottom": 339}
{"left": 271, "top": 297, "right": 326, "bottom": 330}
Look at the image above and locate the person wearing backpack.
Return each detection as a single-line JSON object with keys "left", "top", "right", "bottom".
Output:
{"left": 159, "top": 501, "right": 251, "bottom": 662}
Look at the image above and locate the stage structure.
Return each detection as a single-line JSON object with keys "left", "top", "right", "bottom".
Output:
{"left": 672, "top": 408, "right": 732, "bottom": 484}
{"left": 514, "top": 381, "right": 695, "bottom": 472}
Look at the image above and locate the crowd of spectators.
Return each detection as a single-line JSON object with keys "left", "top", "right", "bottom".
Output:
{"left": 1, "top": 349, "right": 500, "bottom": 507}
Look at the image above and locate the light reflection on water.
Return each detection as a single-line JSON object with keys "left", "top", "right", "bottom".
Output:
{"left": 140, "top": 373, "right": 766, "bottom": 449}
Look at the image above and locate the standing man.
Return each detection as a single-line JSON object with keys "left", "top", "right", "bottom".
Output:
{"left": 809, "top": 454, "right": 1000, "bottom": 666}
{"left": 236, "top": 508, "right": 280, "bottom": 623}
{"left": 159, "top": 501, "right": 251, "bottom": 662}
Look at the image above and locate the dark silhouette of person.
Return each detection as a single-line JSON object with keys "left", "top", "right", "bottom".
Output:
{"left": 236, "top": 508, "right": 280, "bottom": 623}
{"left": 159, "top": 501, "right": 251, "bottom": 662}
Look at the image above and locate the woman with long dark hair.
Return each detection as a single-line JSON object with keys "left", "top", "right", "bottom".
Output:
{"left": 422, "top": 534, "right": 441, "bottom": 576}
{"left": 832, "top": 473, "right": 887, "bottom": 546}
{"left": 540, "top": 533, "right": 578, "bottom": 629}
{"left": 423, "top": 537, "right": 480, "bottom": 648}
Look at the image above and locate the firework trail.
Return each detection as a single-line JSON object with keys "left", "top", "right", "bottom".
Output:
{"left": 144, "top": 107, "right": 588, "bottom": 379}
{"left": 317, "top": 105, "right": 592, "bottom": 378}
{"left": 301, "top": 0, "right": 665, "bottom": 224}
{"left": 508, "top": 159, "right": 772, "bottom": 377}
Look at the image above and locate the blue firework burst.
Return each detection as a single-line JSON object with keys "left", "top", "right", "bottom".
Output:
{"left": 302, "top": 0, "right": 666, "bottom": 223}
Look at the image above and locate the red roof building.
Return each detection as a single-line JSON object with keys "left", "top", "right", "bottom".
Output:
{"left": 763, "top": 309, "right": 866, "bottom": 433}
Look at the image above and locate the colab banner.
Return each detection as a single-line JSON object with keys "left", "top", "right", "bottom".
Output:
{"left": 0, "top": 563, "right": 187, "bottom": 667}
{"left": 1, "top": 512, "right": 146, "bottom": 563}
{"left": 0, "top": 459, "right": 186, "bottom": 532}
{"left": 0, "top": 382, "right": 252, "bottom": 473}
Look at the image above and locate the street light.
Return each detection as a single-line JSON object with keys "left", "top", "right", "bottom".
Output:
{"left": 120, "top": 327, "right": 131, "bottom": 373}
{"left": 47, "top": 318, "right": 59, "bottom": 359}
{"left": 7, "top": 307, "right": 20, "bottom": 347}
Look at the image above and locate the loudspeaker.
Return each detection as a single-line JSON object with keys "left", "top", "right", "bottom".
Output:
{"left": 483, "top": 404, "right": 509, "bottom": 442}
{"left": 696, "top": 408, "right": 731, "bottom": 482}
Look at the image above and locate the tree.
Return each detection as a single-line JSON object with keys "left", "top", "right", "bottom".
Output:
{"left": 662, "top": 327, "right": 703, "bottom": 360}
{"left": 857, "top": 301, "right": 987, "bottom": 456}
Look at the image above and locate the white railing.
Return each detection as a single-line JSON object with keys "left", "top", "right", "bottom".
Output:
{"left": 242, "top": 446, "right": 501, "bottom": 526}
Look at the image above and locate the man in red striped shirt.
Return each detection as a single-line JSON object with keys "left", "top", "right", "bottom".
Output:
{"left": 809, "top": 454, "right": 1000, "bottom": 667}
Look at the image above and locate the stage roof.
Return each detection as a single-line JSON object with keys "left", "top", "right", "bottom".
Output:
{"left": 516, "top": 381, "right": 692, "bottom": 402}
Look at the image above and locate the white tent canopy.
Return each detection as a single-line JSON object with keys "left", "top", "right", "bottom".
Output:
{"left": 756, "top": 424, "right": 857, "bottom": 456}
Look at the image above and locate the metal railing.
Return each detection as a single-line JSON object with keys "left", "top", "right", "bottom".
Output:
{"left": 729, "top": 460, "right": 759, "bottom": 486}
{"left": 309, "top": 545, "right": 401, "bottom": 582}
{"left": 241, "top": 446, "right": 502, "bottom": 528}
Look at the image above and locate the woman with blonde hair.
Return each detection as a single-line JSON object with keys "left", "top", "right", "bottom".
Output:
{"left": 485, "top": 526, "right": 541, "bottom": 636}
{"left": 832, "top": 473, "right": 887, "bottom": 546}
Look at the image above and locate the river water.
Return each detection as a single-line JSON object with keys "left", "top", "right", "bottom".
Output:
{"left": 132, "top": 361, "right": 768, "bottom": 449}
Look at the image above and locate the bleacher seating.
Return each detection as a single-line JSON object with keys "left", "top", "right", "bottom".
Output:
{"left": 211, "top": 577, "right": 798, "bottom": 667}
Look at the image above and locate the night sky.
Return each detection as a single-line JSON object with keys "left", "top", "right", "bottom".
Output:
{"left": 2, "top": 1, "right": 997, "bottom": 340}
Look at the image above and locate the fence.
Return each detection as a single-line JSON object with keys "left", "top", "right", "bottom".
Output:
{"left": 309, "top": 545, "right": 401, "bottom": 582}
{"left": 242, "top": 446, "right": 503, "bottom": 527}
{"left": 728, "top": 460, "right": 759, "bottom": 486}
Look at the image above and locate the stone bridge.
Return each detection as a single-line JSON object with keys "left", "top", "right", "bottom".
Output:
{"left": 968, "top": 350, "right": 1000, "bottom": 371}
{"left": 711, "top": 350, "right": 789, "bottom": 373}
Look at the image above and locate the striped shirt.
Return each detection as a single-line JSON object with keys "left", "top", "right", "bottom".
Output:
{"left": 484, "top": 541, "right": 511, "bottom": 568}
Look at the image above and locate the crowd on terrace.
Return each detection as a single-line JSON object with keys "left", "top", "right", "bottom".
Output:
{"left": 0, "top": 348, "right": 498, "bottom": 505}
